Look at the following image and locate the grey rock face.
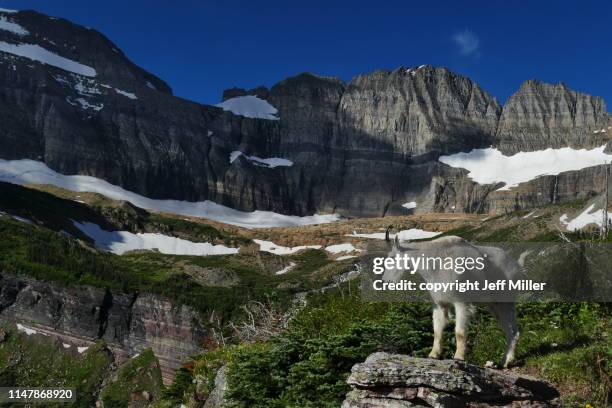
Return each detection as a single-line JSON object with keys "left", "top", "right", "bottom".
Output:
{"left": 0, "top": 273, "right": 206, "bottom": 384}
{"left": 496, "top": 80, "right": 608, "bottom": 153}
{"left": 222, "top": 86, "right": 270, "bottom": 101}
{"left": 337, "top": 66, "right": 501, "bottom": 157}
{"left": 342, "top": 352, "right": 560, "bottom": 407}
{"left": 0, "top": 9, "right": 611, "bottom": 219}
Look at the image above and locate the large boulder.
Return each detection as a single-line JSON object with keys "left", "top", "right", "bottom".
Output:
{"left": 342, "top": 353, "right": 560, "bottom": 407}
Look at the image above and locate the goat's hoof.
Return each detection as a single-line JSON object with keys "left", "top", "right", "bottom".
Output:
{"left": 453, "top": 356, "right": 465, "bottom": 361}
{"left": 428, "top": 351, "right": 441, "bottom": 359}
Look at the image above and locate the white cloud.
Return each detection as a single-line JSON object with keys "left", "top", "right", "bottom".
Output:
{"left": 452, "top": 30, "right": 480, "bottom": 56}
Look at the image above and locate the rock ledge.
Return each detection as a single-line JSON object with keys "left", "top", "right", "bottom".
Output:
{"left": 342, "top": 353, "right": 560, "bottom": 407}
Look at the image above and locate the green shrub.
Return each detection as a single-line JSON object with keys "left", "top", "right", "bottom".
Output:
{"left": 221, "top": 296, "right": 432, "bottom": 408}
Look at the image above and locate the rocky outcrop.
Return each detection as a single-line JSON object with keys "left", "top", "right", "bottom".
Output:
{"left": 430, "top": 164, "right": 611, "bottom": 214}
{"left": 0, "top": 273, "right": 206, "bottom": 384}
{"left": 203, "top": 365, "right": 229, "bottom": 408}
{"left": 342, "top": 353, "right": 560, "bottom": 407}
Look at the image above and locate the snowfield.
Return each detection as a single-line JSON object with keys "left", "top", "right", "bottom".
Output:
{"left": 325, "top": 243, "right": 361, "bottom": 254}
{"left": 439, "top": 145, "right": 612, "bottom": 191}
{"left": 0, "top": 8, "right": 17, "bottom": 13}
{"left": 560, "top": 204, "right": 612, "bottom": 231}
{"left": 55, "top": 74, "right": 138, "bottom": 104}
{"left": 0, "top": 41, "right": 96, "bottom": 76}
{"left": 254, "top": 239, "right": 322, "bottom": 255}
{"left": 348, "top": 228, "right": 441, "bottom": 241}
{"left": 335, "top": 255, "right": 357, "bottom": 261}
{"left": 254, "top": 240, "right": 361, "bottom": 256}
{"left": 275, "top": 262, "right": 296, "bottom": 275}
{"left": 66, "top": 96, "right": 103, "bottom": 111}
{"left": 216, "top": 95, "right": 279, "bottom": 120}
{"left": 114, "top": 88, "right": 137, "bottom": 99}
{"left": 17, "top": 323, "right": 44, "bottom": 336}
{"left": 72, "top": 220, "right": 239, "bottom": 256}
{"left": 0, "top": 16, "right": 29, "bottom": 35}
{"left": 0, "top": 160, "right": 340, "bottom": 228}
{"left": 402, "top": 201, "right": 417, "bottom": 209}
{"left": 230, "top": 151, "right": 294, "bottom": 168}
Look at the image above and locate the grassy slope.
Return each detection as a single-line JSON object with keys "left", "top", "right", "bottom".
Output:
{"left": 0, "top": 183, "right": 356, "bottom": 324}
{"left": 0, "top": 325, "right": 169, "bottom": 408}
{"left": 1, "top": 183, "right": 610, "bottom": 407}
{"left": 0, "top": 324, "right": 113, "bottom": 408}
{"left": 99, "top": 349, "right": 164, "bottom": 407}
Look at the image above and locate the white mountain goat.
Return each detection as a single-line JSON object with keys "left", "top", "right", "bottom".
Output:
{"left": 383, "top": 227, "right": 520, "bottom": 367}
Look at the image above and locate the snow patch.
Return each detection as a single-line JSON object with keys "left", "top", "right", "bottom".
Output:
{"left": 275, "top": 262, "right": 296, "bottom": 275}
{"left": 439, "top": 145, "right": 612, "bottom": 191}
{"left": 0, "top": 160, "right": 340, "bottom": 228}
{"left": 347, "top": 228, "right": 441, "bottom": 241}
{"left": 16, "top": 323, "right": 40, "bottom": 336}
{"left": 229, "top": 151, "right": 242, "bottom": 163}
{"left": 559, "top": 204, "right": 612, "bottom": 231}
{"left": 335, "top": 255, "right": 357, "bottom": 261}
{"left": 66, "top": 97, "right": 103, "bottom": 111}
{"left": 62, "top": 343, "right": 71, "bottom": 349}
{"left": 402, "top": 201, "right": 417, "bottom": 210}
{"left": 77, "top": 346, "right": 89, "bottom": 354}
{"left": 11, "top": 215, "right": 32, "bottom": 224}
{"left": 72, "top": 220, "right": 239, "bottom": 256}
{"left": 146, "top": 81, "right": 156, "bottom": 90}
{"left": 325, "top": 243, "right": 361, "bottom": 254}
{"left": 0, "top": 8, "right": 17, "bottom": 14}
{"left": 114, "top": 88, "right": 137, "bottom": 99}
{"left": 0, "top": 41, "right": 96, "bottom": 76}
{"left": 73, "top": 78, "right": 102, "bottom": 95}
{"left": 0, "top": 16, "right": 28, "bottom": 36}
{"left": 216, "top": 95, "right": 279, "bottom": 120}
{"left": 254, "top": 239, "right": 321, "bottom": 255}
{"left": 523, "top": 211, "right": 536, "bottom": 219}
{"left": 230, "top": 151, "right": 293, "bottom": 168}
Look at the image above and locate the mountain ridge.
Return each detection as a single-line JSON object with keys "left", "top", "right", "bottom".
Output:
{"left": 1, "top": 8, "right": 611, "bottom": 219}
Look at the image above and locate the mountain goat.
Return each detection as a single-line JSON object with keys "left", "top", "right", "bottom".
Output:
{"left": 383, "top": 227, "right": 520, "bottom": 368}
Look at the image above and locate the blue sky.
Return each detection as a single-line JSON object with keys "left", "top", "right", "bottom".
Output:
{"left": 2, "top": 0, "right": 611, "bottom": 108}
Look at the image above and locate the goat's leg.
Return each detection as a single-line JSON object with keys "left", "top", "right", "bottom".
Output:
{"left": 453, "top": 302, "right": 471, "bottom": 360}
{"left": 488, "top": 302, "right": 520, "bottom": 368}
{"left": 428, "top": 303, "right": 448, "bottom": 359}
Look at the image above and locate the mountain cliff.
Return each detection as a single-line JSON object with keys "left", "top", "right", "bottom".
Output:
{"left": 1, "top": 8, "right": 610, "bottom": 219}
{"left": 0, "top": 273, "right": 205, "bottom": 384}
{"left": 496, "top": 80, "right": 609, "bottom": 153}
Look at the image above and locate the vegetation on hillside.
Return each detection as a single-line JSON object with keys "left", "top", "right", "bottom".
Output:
{"left": 1, "top": 184, "right": 611, "bottom": 407}
{"left": 99, "top": 349, "right": 164, "bottom": 407}
{"left": 166, "top": 291, "right": 610, "bottom": 407}
{"left": 0, "top": 325, "right": 113, "bottom": 408}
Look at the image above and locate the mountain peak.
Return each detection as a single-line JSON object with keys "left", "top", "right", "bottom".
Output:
{"left": 0, "top": 9, "right": 172, "bottom": 94}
